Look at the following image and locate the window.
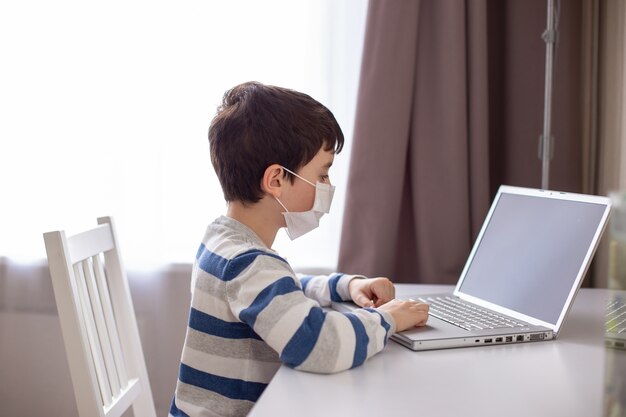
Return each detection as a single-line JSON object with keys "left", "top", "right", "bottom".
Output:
{"left": 0, "top": 0, "right": 368, "bottom": 271}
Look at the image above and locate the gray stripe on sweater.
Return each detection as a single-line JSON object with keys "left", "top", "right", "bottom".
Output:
{"left": 226, "top": 255, "right": 297, "bottom": 301}
{"left": 176, "top": 380, "right": 254, "bottom": 417}
{"left": 194, "top": 269, "right": 227, "bottom": 295}
{"left": 293, "top": 314, "right": 341, "bottom": 373}
{"left": 187, "top": 328, "right": 281, "bottom": 363}
{"left": 252, "top": 291, "right": 306, "bottom": 338}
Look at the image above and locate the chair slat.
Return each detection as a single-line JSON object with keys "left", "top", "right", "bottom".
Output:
{"left": 44, "top": 217, "right": 156, "bottom": 417}
{"left": 104, "top": 378, "right": 141, "bottom": 417}
{"left": 74, "top": 262, "right": 113, "bottom": 407}
{"left": 93, "top": 253, "right": 129, "bottom": 387}
{"left": 82, "top": 258, "right": 121, "bottom": 397}
{"left": 68, "top": 224, "right": 115, "bottom": 264}
{"left": 44, "top": 230, "right": 104, "bottom": 417}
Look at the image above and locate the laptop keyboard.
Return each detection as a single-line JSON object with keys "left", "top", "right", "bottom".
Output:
{"left": 417, "top": 296, "right": 527, "bottom": 331}
{"left": 606, "top": 300, "right": 626, "bottom": 334}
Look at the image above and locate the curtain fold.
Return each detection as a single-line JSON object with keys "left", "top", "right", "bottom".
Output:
{"left": 337, "top": 1, "right": 422, "bottom": 281}
{"left": 339, "top": 0, "right": 584, "bottom": 284}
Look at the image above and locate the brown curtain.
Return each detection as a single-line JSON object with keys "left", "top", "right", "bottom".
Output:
{"left": 583, "top": 0, "right": 626, "bottom": 289}
{"left": 338, "top": 0, "right": 584, "bottom": 284}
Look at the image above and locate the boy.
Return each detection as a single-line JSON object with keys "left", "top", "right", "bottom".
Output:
{"left": 170, "top": 82, "right": 429, "bottom": 417}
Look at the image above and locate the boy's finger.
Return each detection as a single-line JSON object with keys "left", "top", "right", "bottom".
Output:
{"left": 373, "top": 298, "right": 386, "bottom": 308}
{"left": 355, "top": 293, "right": 373, "bottom": 307}
{"left": 372, "top": 282, "right": 394, "bottom": 303}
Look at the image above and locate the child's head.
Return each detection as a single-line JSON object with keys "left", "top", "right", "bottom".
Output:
{"left": 208, "top": 81, "right": 344, "bottom": 204}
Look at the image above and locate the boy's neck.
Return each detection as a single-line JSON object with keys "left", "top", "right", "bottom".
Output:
{"left": 226, "top": 198, "right": 282, "bottom": 248}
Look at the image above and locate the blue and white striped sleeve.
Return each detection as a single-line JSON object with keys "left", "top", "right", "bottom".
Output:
{"left": 297, "top": 272, "right": 366, "bottom": 307}
{"left": 226, "top": 252, "right": 396, "bottom": 374}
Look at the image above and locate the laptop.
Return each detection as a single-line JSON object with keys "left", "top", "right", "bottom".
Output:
{"left": 333, "top": 185, "right": 611, "bottom": 351}
{"left": 606, "top": 294, "right": 626, "bottom": 349}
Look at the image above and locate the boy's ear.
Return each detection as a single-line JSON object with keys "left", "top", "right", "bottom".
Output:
{"left": 261, "top": 164, "right": 285, "bottom": 198}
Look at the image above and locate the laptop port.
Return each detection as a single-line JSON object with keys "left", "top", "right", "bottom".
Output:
{"left": 529, "top": 333, "right": 546, "bottom": 341}
{"left": 495, "top": 337, "right": 503, "bottom": 343}
{"left": 484, "top": 338, "right": 493, "bottom": 343}
{"left": 516, "top": 335, "right": 524, "bottom": 342}
{"left": 505, "top": 336, "right": 513, "bottom": 343}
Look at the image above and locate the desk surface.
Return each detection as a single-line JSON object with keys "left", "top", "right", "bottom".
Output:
{"left": 249, "top": 284, "right": 617, "bottom": 417}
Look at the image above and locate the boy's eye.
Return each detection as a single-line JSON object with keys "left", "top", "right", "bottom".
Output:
{"left": 320, "top": 175, "right": 330, "bottom": 182}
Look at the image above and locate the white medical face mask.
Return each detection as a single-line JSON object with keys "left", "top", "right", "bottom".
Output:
{"left": 274, "top": 166, "right": 335, "bottom": 240}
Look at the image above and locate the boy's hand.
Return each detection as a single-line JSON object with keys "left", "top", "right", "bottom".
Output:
{"left": 377, "top": 299, "right": 430, "bottom": 331}
{"left": 349, "top": 277, "right": 395, "bottom": 308}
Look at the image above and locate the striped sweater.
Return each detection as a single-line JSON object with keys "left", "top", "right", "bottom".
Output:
{"left": 170, "top": 216, "right": 396, "bottom": 417}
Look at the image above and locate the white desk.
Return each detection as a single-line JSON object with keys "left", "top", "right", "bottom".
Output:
{"left": 249, "top": 284, "right": 617, "bottom": 417}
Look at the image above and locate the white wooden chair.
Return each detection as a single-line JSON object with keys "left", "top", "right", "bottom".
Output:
{"left": 43, "top": 217, "right": 156, "bottom": 417}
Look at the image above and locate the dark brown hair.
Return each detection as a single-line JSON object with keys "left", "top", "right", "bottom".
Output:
{"left": 209, "top": 81, "right": 344, "bottom": 204}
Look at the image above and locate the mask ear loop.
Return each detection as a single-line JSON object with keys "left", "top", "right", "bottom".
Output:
{"left": 270, "top": 166, "right": 292, "bottom": 213}
{"left": 274, "top": 196, "right": 290, "bottom": 213}
{"left": 281, "top": 166, "right": 316, "bottom": 187}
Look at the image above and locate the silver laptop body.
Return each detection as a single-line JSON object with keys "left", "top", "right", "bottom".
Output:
{"left": 333, "top": 185, "right": 611, "bottom": 351}
{"left": 606, "top": 294, "right": 626, "bottom": 349}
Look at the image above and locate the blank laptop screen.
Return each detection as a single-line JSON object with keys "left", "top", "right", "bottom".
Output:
{"left": 458, "top": 192, "right": 607, "bottom": 325}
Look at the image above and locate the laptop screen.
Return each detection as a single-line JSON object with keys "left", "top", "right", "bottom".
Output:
{"left": 457, "top": 191, "right": 608, "bottom": 326}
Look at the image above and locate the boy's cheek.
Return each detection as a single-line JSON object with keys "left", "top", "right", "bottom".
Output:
{"left": 286, "top": 190, "right": 316, "bottom": 212}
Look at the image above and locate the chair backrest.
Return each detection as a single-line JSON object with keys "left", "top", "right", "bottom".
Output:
{"left": 43, "top": 217, "right": 156, "bottom": 417}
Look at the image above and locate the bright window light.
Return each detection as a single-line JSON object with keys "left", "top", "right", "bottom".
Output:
{"left": 0, "top": 0, "right": 367, "bottom": 271}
